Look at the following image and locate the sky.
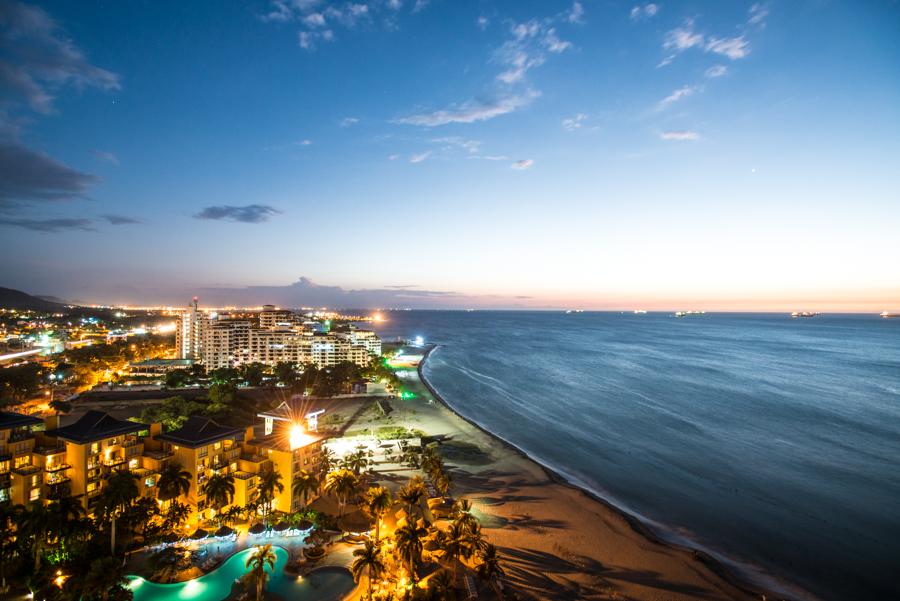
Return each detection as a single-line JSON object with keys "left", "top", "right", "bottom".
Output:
{"left": 0, "top": 0, "right": 898, "bottom": 311}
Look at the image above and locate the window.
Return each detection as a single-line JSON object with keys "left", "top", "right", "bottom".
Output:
{"left": 90, "top": 443, "right": 99, "bottom": 455}
{"left": 29, "top": 488, "right": 40, "bottom": 501}
{"left": 145, "top": 477, "right": 155, "bottom": 488}
{"left": 31, "top": 475, "right": 39, "bottom": 487}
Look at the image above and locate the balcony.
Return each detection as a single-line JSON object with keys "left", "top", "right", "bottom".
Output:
{"left": 102, "top": 456, "right": 126, "bottom": 468}
{"left": 13, "top": 464, "right": 41, "bottom": 476}
{"left": 33, "top": 444, "right": 66, "bottom": 456}
{"left": 9, "top": 430, "right": 35, "bottom": 443}
{"left": 232, "top": 470, "right": 255, "bottom": 480}
{"left": 46, "top": 474, "right": 70, "bottom": 486}
{"left": 240, "top": 453, "right": 268, "bottom": 463}
{"left": 45, "top": 462, "right": 71, "bottom": 473}
{"left": 142, "top": 448, "right": 174, "bottom": 460}
{"left": 123, "top": 438, "right": 141, "bottom": 448}
{"left": 131, "top": 467, "right": 157, "bottom": 478}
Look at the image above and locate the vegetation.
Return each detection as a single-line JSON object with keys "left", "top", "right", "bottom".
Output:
{"left": 244, "top": 543, "right": 276, "bottom": 601}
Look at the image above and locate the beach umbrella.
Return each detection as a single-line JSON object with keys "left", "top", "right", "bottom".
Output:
{"left": 214, "top": 525, "right": 235, "bottom": 538}
{"left": 297, "top": 519, "right": 314, "bottom": 531}
{"left": 248, "top": 522, "right": 266, "bottom": 535}
{"left": 162, "top": 532, "right": 180, "bottom": 544}
{"left": 189, "top": 528, "right": 208, "bottom": 540}
{"left": 273, "top": 521, "right": 289, "bottom": 532}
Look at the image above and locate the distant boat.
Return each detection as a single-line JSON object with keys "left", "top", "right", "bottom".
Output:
{"left": 565, "top": 309, "right": 584, "bottom": 314}
{"left": 675, "top": 310, "right": 705, "bottom": 317}
{"left": 633, "top": 310, "right": 647, "bottom": 315}
{"left": 791, "top": 311, "right": 819, "bottom": 318}
{"left": 881, "top": 311, "right": 899, "bottom": 319}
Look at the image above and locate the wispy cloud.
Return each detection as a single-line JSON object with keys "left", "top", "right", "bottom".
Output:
{"left": 562, "top": 113, "right": 587, "bottom": 131}
{"left": 0, "top": 142, "right": 97, "bottom": 208}
{"left": 394, "top": 90, "right": 539, "bottom": 127}
{"left": 193, "top": 204, "right": 281, "bottom": 223}
{"left": 432, "top": 137, "right": 481, "bottom": 153}
{"left": 658, "top": 85, "right": 700, "bottom": 109}
{"left": 339, "top": 116, "right": 360, "bottom": 127}
{"left": 102, "top": 214, "right": 142, "bottom": 225}
{"left": 660, "top": 130, "right": 700, "bottom": 141}
{"left": 299, "top": 29, "right": 334, "bottom": 49}
{"left": 0, "top": 217, "right": 94, "bottom": 232}
{"left": 511, "top": 159, "right": 535, "bottom": 170}
{"left": 705, "top": 64, "right": 728, "bottom": 78}
{"left": 567, "top": 2, "right": 585, "bottom": 24}
{"left": 660, "top": 19, "right": 752, "bottom": 66}
{"left": 0, "top": 1, "right": 120, "bottom": 115}
{"left": 92, "top": 150, "right": 119, "bottom": 165}
{"left": 629, "top": 4, "right": 659, "bottom": 21}
{"left": 748, "top": 3, "right": 769, "bottom": 26}
{"left": 476, "top": 16, "right": 489, "bottom": 30}
{"left": 409, "top": 150, "right": 431, "bottom": 163}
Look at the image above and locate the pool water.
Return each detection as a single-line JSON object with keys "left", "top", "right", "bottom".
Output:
{"left": 127, "top": 546, "right": 355, "bottom": 601}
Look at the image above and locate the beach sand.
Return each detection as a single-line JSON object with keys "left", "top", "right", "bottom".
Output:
{"left": 321, "top": 345, "right": 775, "bottom": 601}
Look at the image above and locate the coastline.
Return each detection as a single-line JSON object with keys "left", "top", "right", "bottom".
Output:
{"left": 412, "top": 343, "right": 795, "bottom": 601}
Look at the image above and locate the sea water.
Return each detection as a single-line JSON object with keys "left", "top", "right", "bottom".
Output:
{"left": 372, "top": 311, "right": 900, "bottom": 601}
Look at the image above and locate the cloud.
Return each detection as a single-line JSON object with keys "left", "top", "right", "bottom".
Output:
{"left": 339, "top": 116, "right": 360, "bottom": 127}
{"left": 412, "top": 0, "right": 429, "bottom": 13}
{"left": 0, "top": 0, "right": 120, "bottom": 114}
{"left": 629, "top": 4, "right": 659, "bottom": 21}
{"left": 469, "top": 154, "right": 509, "bottom": 161}
{"left": 705, "top": 64, "right": 728, "bottom": 78}
{"left": 561, "top": 113, "right": 587, "bottom": 131}
{"left": 195, "top": 276, "right": 538, "bottom": 310}
{"left": 0, "top": 217, "right": 94, "bottom": 232}
{"left": 567, "top": 2, "right": 585, "bottom": 24}
{"left": 387, "top": 154, "right": 400, "bottom": 160}
{"left": 660, "top": 20, "right": 751, "bottom": 66}
{"left": 102, "top": 214, "right": 141, "bottom": 225}
{"left": 476, "top": 16, "right": 489, "bottom": 30}
{"left": 511, "top": 159, "right": 534, "bottom": 170}
{"left": 0, "top": 141, "right": 97, "bottom": 207}
{"left": 543, "top": 29, "right": 571, "bottom": 53}
{"left": 193, "top": 204, "right": 281, "bottom": 223}
{"left": 298, "top": 29, "right": 334, "bottom": 49}
{"left": 705, "top": 36, "right": 750, "bottom": 60}
{"left": 748, "top": 3, "right": 769, "bottom": 26}
{"left": 409, "top": 150, "right": 431, "bottom": 163}
{"left": 660, "top": 130, "right": 700, "bottom": 141}
{"left": 92, "top": 149, "right": 119, "bottom": 165}
{"left": 658, "top": 85, "right": 700, "bottom": 108}
{"left": 394, "top": 90, "right": 539, "bottom": 127}
{"left": 432, "top": 136, "right": 481, "bottom": 153}
{"left": 303, "top": 12, "right": 326, "bottom": 27}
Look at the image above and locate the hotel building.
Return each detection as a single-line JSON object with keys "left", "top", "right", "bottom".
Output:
{"left": 174, "top": 300, "right": 381, "bottom": 370}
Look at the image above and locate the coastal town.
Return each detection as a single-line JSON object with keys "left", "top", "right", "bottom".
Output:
{"left": 1, "top": 294, "right": 781, "bottom": 601}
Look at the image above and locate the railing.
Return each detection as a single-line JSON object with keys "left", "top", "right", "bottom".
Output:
{"left": 9, "top": 430, "right": 35, "bottom": 443}
{"left": 12, "top": 464, "right": 41, "bottom": 475}
{"left": 102, "top": 456, "right": 126, "bottom": 467}
{"left": 46, "top": 474, "right": 70, "bottom": 486}
{"left": 45, "top": 462, "right": 71, "bottom": 473}
{"left": 240, "top": 453, "right": 267, "bottom": 463}
{"left": 124, "top": 438, "right": 141, "bottom": 448}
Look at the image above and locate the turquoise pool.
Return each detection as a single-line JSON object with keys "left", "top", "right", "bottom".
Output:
{"left": 127, "top": 546, "right": 355, "bottom": 601}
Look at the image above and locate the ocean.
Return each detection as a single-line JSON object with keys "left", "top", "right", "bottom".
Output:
{"left": 371, "top": 311, "right": 900, "bottom": 601}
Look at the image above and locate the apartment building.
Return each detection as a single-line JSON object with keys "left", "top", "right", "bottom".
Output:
{"left": 1, "top": 411, "right": 45, "bottom": 506}
{"left": 174, "top": 299, "right": 380, "bottom": 370}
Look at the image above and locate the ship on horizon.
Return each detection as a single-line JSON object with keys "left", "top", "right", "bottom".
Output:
{"left": 881, "top": 311, "right": 899, "bottom": 318}
{"left": 791, "top": 311, "right": 820, "bottom": 318}
{"left": 675, "top": 310, "right": 705, "bottom": 317}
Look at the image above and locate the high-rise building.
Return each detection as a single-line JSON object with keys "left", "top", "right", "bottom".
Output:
{"left": 175, "top": 297, "right": 204, "bottom": 359}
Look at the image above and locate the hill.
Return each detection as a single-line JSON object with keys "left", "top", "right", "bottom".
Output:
{"left": 0, "top": 287, "right": 67, "bottom": 311}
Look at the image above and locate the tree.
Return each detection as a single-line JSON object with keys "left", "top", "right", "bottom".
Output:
{"left": 202, "top": 473, "right": 236, "bottom": 523}
{"left": 255, "top": 465, "right": 284, "bottom": 521}
{"left": 49, "top": 398, "right": 72, "bottom": 415}
{"left": 397, "top": 477, "right": 427, "bottom": 521}
{"left": 476, "top": 544, "right": 505, "bottom": 599}
{"left": 240, "top": 362, "right": 268, "bottom": 387}
{"left": 428, "top": 569, "right": 457, "bottom": 601}
{"left": 394, "top": 522, "right": 427, "bottom": 584}
{"left": 343, "top": 449, "right": 369, "bottom": 476}
{"left": 351, "top": 539, "right": 385, "bottom": 601}
{"left": 274, "top": 362, "right": 297, "bottom": 387}
{"left": 165, "top": 369, "right": 190, "bottom": 388}
{"left": 141, "top": 396, "right": 204, "bottom": 430}
{"left": 99, "top": 469, "right": 139, "bottom": 554}
{"left": 80, "top": 557, "right": 132, "bottom": 601}
{"left": 451, "top": 499, "right": 477, "bottom": 534}
{"left": 16, "top": 503, "right": 54, "bottom": 572}
{"left": 324, "top": 469, "right": 359, "bottom": 519}
{"left": 244, "top": 543, "right": 276, "bottom": 601}
{"left": 157, "top": 462, "right": 192, "bottom": 507}
{"left": 292, "top": 470, "right": 319, "bottom": 511}
{"left": 443, "top": 522, "right": 477, "bottom": 580}
{"left": 0, "top": 503, "right": 24, "bottom": 592}
{"left": 363, "top": 486, "right": 392, "bottom": 543}
{"left": 318, "top": 447, "right": 337, "bottom": 476}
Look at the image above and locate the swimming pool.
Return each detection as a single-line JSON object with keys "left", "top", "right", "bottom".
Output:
{"left": 127, "top": 546, "right": 356, "bottom": 601}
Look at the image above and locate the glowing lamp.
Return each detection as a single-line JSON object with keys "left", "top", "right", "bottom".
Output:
{"left": 289, "top": 424, "right": 305, "bottom": 451}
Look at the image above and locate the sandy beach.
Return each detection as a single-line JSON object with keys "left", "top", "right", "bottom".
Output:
{"left": 324, "top": 344, "right": 777, "bottom": 601}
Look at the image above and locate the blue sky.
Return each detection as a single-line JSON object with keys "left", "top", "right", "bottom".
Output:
{"left": 1, "top": 0, "right": 898, "bottom": 310}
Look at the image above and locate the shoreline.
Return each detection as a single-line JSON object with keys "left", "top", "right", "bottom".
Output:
{"left": 414, "top": 343, "right": 802, "bottom": 601}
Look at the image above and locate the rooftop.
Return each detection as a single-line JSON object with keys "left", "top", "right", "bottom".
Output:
{"left": 47, "top": 410, "right": 147, "bottom": 444}
{"left": 130, "top": 358, "right": 194, "bottom": 367}
{"left": 155, "top": 415, "right": 242, "bottom": 448}
{"left": 257, "top": 396, "right": 323, "bottom": 423}
{"left": 0, "top": 411, "right": 43, "bottom": 430}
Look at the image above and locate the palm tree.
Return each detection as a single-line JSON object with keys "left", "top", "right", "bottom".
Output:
{"left": 444, "top": 521, "right": 477, "bottom": 580}
{"left": 157, "top": 461, "right": 192, "bottom": 507}
{"left": 0, "top": 503, "right": 24, "bottom": 592}
{"left": 451, "top": 498, "right": 478, "bottom": 533}
{"left": 255, "top": 465, "right": 284, "bottom": 521}
{"left": 291, "top": 469, "right": 319, "bottom": 511}
{"left": 350, "top": 539, "right": 385, "bottom": 601}
{"left": 100, "top": 469, "right": 139, "bottom": 554}
{"left": 394, "top": 522, "right": 427, "bottom": 584}
{"left": 80, "top": 556, "right": 129, "bottom": 601}
{"left": 15, "top": 503, "right": 52, "bottom": 572}
{"left": 318, "top": 447, "right": 337, "bottom": 476}
{"left": 244, "top": 543, "right": 277, "bottom": 601}
{"left": 428, "top": 569, "right": 457, "bottom": 601}
{"left": 48, "top": 398, "right": 72, "bottom": 415}
{"left": 149, "top": 545, "right": 180, "bottom": 583}
{"left": 363, "top": 486, "right": 392, "bottom": 543}
{"left": 344, "top": 449, "right": 369, "bottom": 475}
{"left": 397, "top": 476, "right": 427, "bottom": 521}
{"left": 324, "top": 469, "right": 359, "bottom": 519}
{"left": 202, "top": 472, "right": 235, "bottom": 523}
{"left": 476, "top": 544, "right": 505, "bottom": 599}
